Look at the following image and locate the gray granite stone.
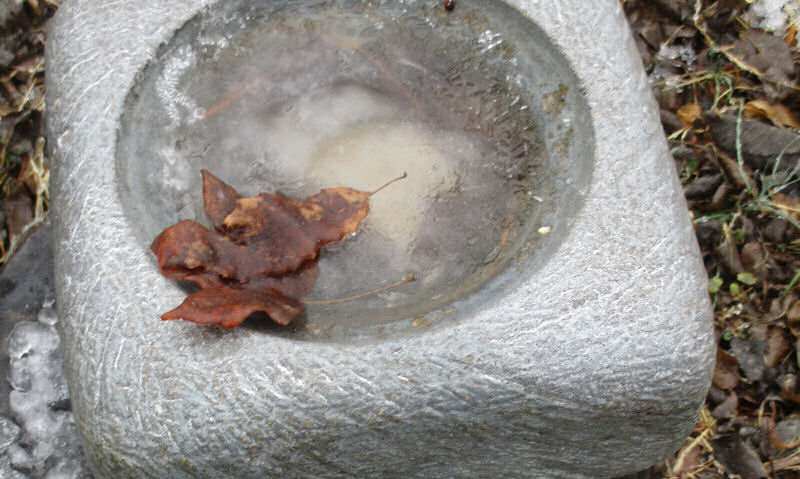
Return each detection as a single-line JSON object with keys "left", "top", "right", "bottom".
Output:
{"left": 45, "top": 0, "right": 714, "bottom": 477}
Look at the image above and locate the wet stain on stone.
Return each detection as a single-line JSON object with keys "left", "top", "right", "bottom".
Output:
{"left": 552, "top": 129, "right": 573, "bottom": 157}
{"left": 411, "top": 316, "right": 431, "bottom": 329}
{"left": 541, "top": 84, "right": 569, "bottom": 116}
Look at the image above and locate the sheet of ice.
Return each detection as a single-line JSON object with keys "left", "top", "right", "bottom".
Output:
{"left": 1, "top": 301, "right": 89, "bottom": 479}
{"left": 114, "top": 2, "right": 552, "bottom": 332}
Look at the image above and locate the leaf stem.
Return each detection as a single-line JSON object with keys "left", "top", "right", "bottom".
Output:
{"left": 370, "top": 172, "right": 407, "bottom": 196}
{"left": 303, "top": 273, "right": 415, "bottom": 305}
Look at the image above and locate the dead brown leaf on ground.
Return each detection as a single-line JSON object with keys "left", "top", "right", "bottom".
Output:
{"left": 714, "top": 346, "right": 742, "bottom": 390}
{"left": 709, "top": 431, "right": 768, "bottom": 479}
{"left": 621, "top": 0, "right": 800, "bottom": 477}
{"left": 678, "top": 102, "right": 703, "bottom": 127}
{"left": 745, "top": 100, "right": 800, "bottom": 130}
{"left": 726, "top": 30, "right": 797, "bottom": 94}
{"left": 0, "top": 3, "right": 55, "bottom": 269}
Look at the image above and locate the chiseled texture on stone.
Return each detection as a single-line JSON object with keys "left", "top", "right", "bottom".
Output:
{"left": 45, "top": 0, "right": 714, "bottom": 477}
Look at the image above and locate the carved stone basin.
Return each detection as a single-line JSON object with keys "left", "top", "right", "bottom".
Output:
{"left": 46, "top": 1, "right": 714, "bottom": 477}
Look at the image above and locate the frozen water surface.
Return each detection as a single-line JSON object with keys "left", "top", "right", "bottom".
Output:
{"left": 1, "top": 300, "right": 89, "bottom": 479}
{"left": 116, "top": 0, "right": 593, "bottom": 338}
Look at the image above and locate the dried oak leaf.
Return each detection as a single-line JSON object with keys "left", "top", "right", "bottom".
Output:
{"left": 150, "top": 170, "right": 373, "bottom": 328}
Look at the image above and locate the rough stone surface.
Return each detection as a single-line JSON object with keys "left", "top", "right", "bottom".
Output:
{"left": 45, "top": 0, "right": 715, "bottom": 478}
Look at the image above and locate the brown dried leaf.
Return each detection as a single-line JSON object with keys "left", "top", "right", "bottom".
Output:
{"left": 782, "top": 374, "right": 800, "bottom": 405}
{"left": 697, "top": 181, "right": 735, "bottom": 212}
{"left": 2, "top": 191, "right": 33, "bottom": 245}
{"left": 729, "top": 338, "right": 767, "bottom": 382}
{"left": 150, "top": 220, "right": 214, "bottom": 281}
{"left": 744, "top": 100, "right": 800, "bottom": 130}
{"left": 677, "top": 102, "right": 702, "bottom": 127}
{"left": 786, "top": 23, "right": 798, "bottom": 47}
{"left": 740, "top": 242, "right": 765, "bottom": 273}
{"left": 684, "top": 173, "right": 724, "bottom": 200}
{"left": 710, "top": 114, "right": 800, "bottom": 172}
{"left": 204, "top": 170, "right": 371, "bottom": 280}
{"left": 715, "top": 148, "right": 751, "bottom": 190}
{"left": 637, "top": 21, "right": 665, "bottom": 50}
{"left": 770, "top": 292, "right": 797, "bottom": 321}
{"left": 709, "top": 431, "right": 768, "bottom": 479}
{"left": 727, "top": 31, "right": 796, "bottom": 89}
{"left": 788, "top": 299, "right": 800, "bottom": 325}
{"left": 763, "top": 218, "right": 798, "bottom": 244}
{"left": 202, "top": 169, "right": 240, "bottom": 228}
{"left": 716, "top": 232, "right": 745, "bottom": 276}
{"left": 713, "top": 347, "right": 741, "bottom": 390}
{"left": 765, "top": 327, "right": 790, "bottom": 367}
{"left": 162, "top": 285, "right": 304, "bottom": 328}
{"left": 672, "top": 441, "right": 702, "bottom": 476}
{"left": 711, "top": 390, "right": 738, "bottom": 419}
{"left": 771, "top": 193, "right": 800, "bottom": 225}
{"left": 773, "top": 418, "right": 800, "bottom": 448}
{"left": 152, "top": 170, "right": 379, "bottom": 328}
{"left": 247, "top": 261, "right": 321, "bottom": 300}
{"left": 9, "top": 56, "right": 44, "bottom": 77}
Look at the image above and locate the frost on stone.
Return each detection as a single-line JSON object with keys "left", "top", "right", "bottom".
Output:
{"left": 2, "top": 301, "right": 89, "bottom": 479}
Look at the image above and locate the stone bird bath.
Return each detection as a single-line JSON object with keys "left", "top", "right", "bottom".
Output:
{"left": 46, "top": 1, "right": 714, "bottom": 477}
